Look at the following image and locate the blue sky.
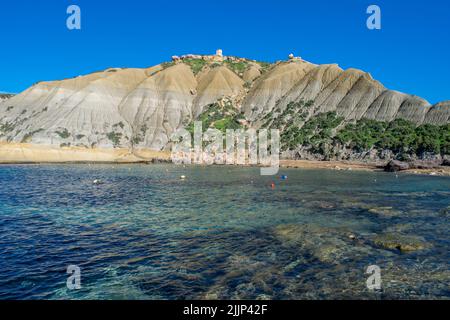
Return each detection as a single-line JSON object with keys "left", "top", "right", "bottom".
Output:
{"left": 0, "top": 0, "right": 449, "bottom": 103}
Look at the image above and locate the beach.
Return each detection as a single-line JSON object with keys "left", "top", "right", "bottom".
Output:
{"left": 0, "top": 142, "right": 171, "bottom": 164}
{"left": 1, "top": 142, "right": 449, "bottom": 176}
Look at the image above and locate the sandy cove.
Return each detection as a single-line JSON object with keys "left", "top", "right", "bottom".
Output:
{"left": 0, "top": 142, "right": 171, "bottom": 164}
{"left": 0, "top": 142, "right": 449, "bottom": 176}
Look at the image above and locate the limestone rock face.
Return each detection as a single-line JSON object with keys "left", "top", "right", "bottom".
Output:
{"left": 0, "top": 55, "right": 448, "bottom": 150}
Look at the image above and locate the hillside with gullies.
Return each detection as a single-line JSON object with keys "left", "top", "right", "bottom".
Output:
{"left": 0, "top": 50, "right": 449, "bottom": 161}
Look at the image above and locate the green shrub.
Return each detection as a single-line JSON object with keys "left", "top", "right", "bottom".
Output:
{"left": 113, "top": 122, "right": 125, "bottom": 129}
{"left": 336, "top": 118, "right": 449, "bottom": 156}
{"left": 183, "top": 59, "right": 208, "bottom": 75}
{"left": 263, "top": 99, "right": 315, "bottom": 133}
{"left": 55, "top": 128, "right": 70, "bottom": 139}
{"left": 132, "top": 136, "right": 143, "bottom": 145}
{"left": 0, "top": 122, "right": 15, "bottom": 133}
{"left": 107, "top": 132, "right": 122, "bottom": 147}
{"left": 279, "top": 111, "right": 344, "bottom": 151}
{"left": 161, "top": 62, "right": 175, "bottom": 69}
{"left": 21, "top": 129, "right": 44, "bottom": 143}
{"left": 186, "top": 101, "right": 245, "bottom": 135}
{"left": 244, "top": 81, "right": 252, "bottom": 89}
{"left": 255, "top": 61, "right": 272, "bottom": 73}
{"left": 225, "top": 60, "right": 249, "bottom": 75}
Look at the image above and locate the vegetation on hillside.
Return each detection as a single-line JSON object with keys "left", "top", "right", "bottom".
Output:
{"left": 336, "top": 118, "right": 450, "bottom": 155}
{"left": 255, "top": 61, "right": 272, "bottom": 74}
{"left": 186, "top": 100, "right": 245, "bottom": 135}
{"left": 161, "top": 61, "right": 175, "bottom": 70}
{"left": 21, "top": 129, "right": 44, "bottom": 143}
{"left": 0, "top": 121, "right": 15, "bottom": 134}
{"left": 280, "top": 112, "right": 344, "bottom": 154}
{"left": 55, "top": 128, "right": 70, "bottom": 139}
{"left": 224, "top": 60, "right": 249, "bottom": 75}
{"left": 256, "top": 98, "right": 449, "bottom": 157}
{"left": 262, "top": 99, "right": 315, "bottom": 130}
{"left": 107, "top": 131, "right": 122, "bottom": 147}
{"left": 131, "top": 124, "right": 148, "bottom": 145}
{"left": 182, "top": 59, "right": 208, "bottom": 75}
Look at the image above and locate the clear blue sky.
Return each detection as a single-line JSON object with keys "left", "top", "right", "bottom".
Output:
{"left": 0, "top": 0, "right": 449, "bottom": 103}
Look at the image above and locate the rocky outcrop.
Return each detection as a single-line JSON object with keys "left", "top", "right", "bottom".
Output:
{"left": 385, "top": 160, "right": 411, "bottom": 172}
{"left": 384, "top": 159, "right": 446, "bottom": 172}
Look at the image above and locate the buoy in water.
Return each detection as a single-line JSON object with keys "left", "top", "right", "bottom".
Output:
{"left": 281, "top": 175, "right": 288, "bottom": 180}
{"left": 271, "top": 182, "right": 275, "bottom": 189}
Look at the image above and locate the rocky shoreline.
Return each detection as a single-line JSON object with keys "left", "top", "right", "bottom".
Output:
{"left": 280, "top": 159, "right": 450, "bottom": 176}
{"left": 1, "top": 143, "right": 449, "bottom": 176}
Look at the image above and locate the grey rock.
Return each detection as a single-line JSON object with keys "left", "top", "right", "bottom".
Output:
{"left": 373, "top": 233, "right": 430, "bottom": 252}
{"left": 385, "top": 160, "right": 410, "bottom": 172}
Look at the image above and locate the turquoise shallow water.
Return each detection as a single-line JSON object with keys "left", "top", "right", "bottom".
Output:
{"left": 0, "top": 164, "right": 449, "bottom": 300}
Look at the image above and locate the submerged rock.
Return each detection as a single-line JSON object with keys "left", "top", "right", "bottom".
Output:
{"left": 384, "top": 224, "right": 415, "bottom": 233}
{"left": 273, "top": 224, "right": 373, "bottom": 264}
{"left": 368, "top": 206, "right": 403, "bottom": 217}
{"left": 439, "top": 206, "right": 450, "bottom": 216}
{"left": 373, "top": 233, "right": 430, "bottom": 252}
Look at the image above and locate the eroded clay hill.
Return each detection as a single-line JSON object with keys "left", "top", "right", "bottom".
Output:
{"left": 0, "top": 51, "right": 448, "bottom": 150}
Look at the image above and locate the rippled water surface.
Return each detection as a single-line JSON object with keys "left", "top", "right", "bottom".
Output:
{"left": 0, "top": 164, "right": 449, "bottom": 299}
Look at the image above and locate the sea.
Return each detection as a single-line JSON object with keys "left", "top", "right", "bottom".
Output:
{"left": 0, "top": 164, "right": 448, "bottom": 299}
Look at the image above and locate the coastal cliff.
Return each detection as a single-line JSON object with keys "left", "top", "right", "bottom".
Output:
{"left": 0, "top": 51, "right": 448, "bottom": 162}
